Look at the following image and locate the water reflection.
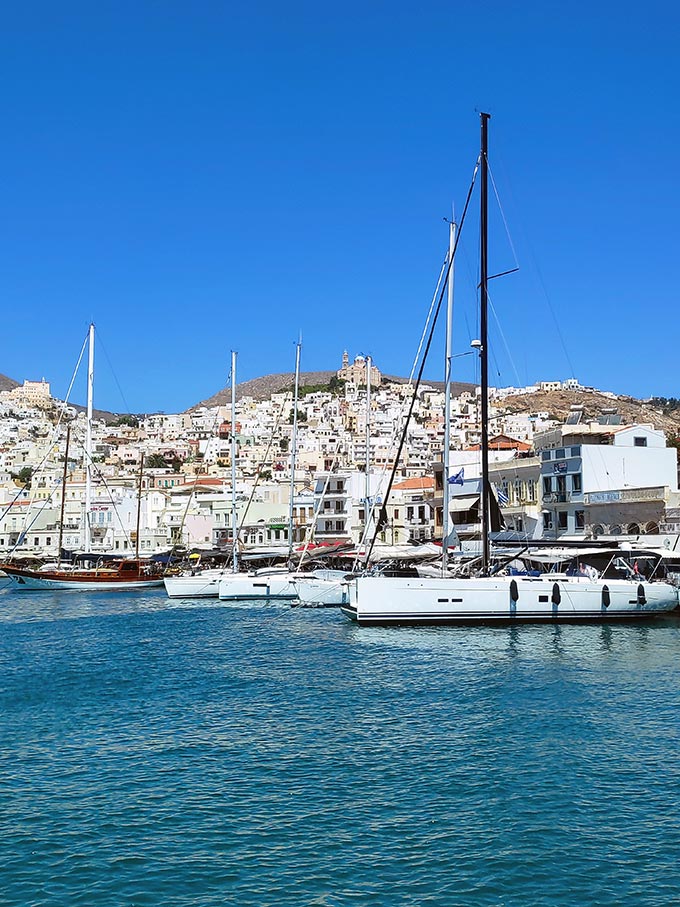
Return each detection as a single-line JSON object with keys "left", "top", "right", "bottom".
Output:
{"left": 549, "top": 624, "right": 565, "bottom": 659}
{"left": 599, "top": 624, "right": 613, "bottom": 654}
{"left": 0, "top": 586, "right": 168, "bottom": 625}
{"left": 350, "top": 616, "right": 680, "bottom": 671}
{"left": 505, "top": 625, "right": 521, "bottom": 659}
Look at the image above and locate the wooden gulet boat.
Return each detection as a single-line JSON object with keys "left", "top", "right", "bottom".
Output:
{"left": 1, "top": 559, "right": 165, "bottom": 591}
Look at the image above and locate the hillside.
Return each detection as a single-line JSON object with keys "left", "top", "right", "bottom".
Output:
{"left": 382, "top": 375, "right": 475, "bottom": 397}
{"left": 494, "top": 389, "right": 680, "bottom": 435}
{"left": 190, "top": 371, "right": 336, "bottom": 408}
{"left": 0, "top": 373, "right": 19, "bottom": 393}
{"left": 189, "top": 372, "right": 476, "bottom": 409}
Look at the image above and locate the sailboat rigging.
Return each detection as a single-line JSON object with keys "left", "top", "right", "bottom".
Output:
{"left": 287, "top": 338, "right": 302, "bottom": 563}
{"left": 230, "top": 350, "right": 239, "bottom": 574}
{"left": 442, "top": 218, "right": 456, "bottom": 575}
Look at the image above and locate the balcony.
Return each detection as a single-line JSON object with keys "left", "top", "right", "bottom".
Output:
{"left": 314, "top": 527, "right": 349, "bottom": 539}
{"left": 660, "top": 521, "right": 680, "bottom": 533}
{"left": 543, "top": 491, "right": 583, "bottom": 504}
{"left": 584, "top": 486, "right": 666, "bottom": 506}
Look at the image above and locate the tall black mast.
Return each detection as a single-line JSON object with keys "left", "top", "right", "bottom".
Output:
{"left": 480, "top": 112, "right": 491, "bottom": 572}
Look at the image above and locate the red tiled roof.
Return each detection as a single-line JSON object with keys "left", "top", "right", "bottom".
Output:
{"left": 467, "top": 434, "right": 531, "bottom": 452}
{"left": 180, "top": 478, "right": 226, "bottom": 488}
{"left": 392, "top": 476, "right": 435, "bottom": 491}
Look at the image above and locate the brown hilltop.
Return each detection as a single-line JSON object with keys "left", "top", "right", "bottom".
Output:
{"left": 190, "top": 371, "right": 336, "bottom": 408}
{"left": 0, "top": 373, "right": 19, "bottom": 393}
{"left": 382, "top": 375, "right": 476, "bottom": 397}
{"left": 494, "top": 388, "right": 680, "bottom": 435}
{"left": 188, "top": 372, "right": 476, "bottom": 409}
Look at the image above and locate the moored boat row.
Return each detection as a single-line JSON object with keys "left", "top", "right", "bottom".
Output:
{"left": 2, "top": 116, "right": 679, "bottom": 625}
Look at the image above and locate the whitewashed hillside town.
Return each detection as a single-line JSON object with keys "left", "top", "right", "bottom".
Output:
{"left": 1, "top": 352, "right": 679, "bottom": 562}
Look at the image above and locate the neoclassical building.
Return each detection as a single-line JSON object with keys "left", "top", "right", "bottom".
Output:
{"left": 6, "top": 379, "right": 52, "bottom": 408}
{"left": 337, "top": 351, "right": 381, "bottom": 386}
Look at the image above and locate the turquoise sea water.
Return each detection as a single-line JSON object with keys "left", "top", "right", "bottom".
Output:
{"left": 1, "top": 585, "right": 680, "bottom": 906}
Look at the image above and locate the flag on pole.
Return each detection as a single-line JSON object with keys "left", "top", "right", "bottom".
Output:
{"left": 495, "top": 485, "right": 509, "bottom": 506}
{"left": 448, "top": 467, "right": 464, "bottom": 486}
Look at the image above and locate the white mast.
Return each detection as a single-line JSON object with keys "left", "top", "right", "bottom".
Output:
{"left": 231, "top": 351, "right": 238, "bottom": 574}
{"left": 365, "top": 355, "right": 372, "bottom": 533}
{"left": 287, "top": 337, "right": 302, "bottom": 562}
{"left": 442, "top": 221, "right": 455, "bottom": 575}
{"left": 83, "top": 322, "right": 95, "bottom": 553}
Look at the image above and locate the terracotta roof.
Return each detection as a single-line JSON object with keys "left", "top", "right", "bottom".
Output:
{"left": 392, "top": 476, "right": 435, "bottom": 491}
{"left": 467, "top": 434, "right": 531, "bottom": 452}
{"left": 180, "top": 478, "right": 226, "bottom": 488}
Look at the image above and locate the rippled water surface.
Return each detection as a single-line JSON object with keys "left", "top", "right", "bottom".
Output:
{"left": 2, "top": 584, "right": 680, "bottom": 906}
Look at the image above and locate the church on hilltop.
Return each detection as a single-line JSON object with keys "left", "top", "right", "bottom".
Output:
{"left": 337, "top": 351, "right": 381, "bottom": 386}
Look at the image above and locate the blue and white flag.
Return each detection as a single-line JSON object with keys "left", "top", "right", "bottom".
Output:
{"left": 495, "top": 485, "right": 509, "bottom": 506}
{"left": 448, "top": 467, "right": 464, "bottom": 486}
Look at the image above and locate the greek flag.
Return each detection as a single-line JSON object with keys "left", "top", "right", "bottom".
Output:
{"left": 496, "top": 485, "right": 509, "bottom": 506}
{"left": 448, "top": 467, "right": 464, "bottom": 486}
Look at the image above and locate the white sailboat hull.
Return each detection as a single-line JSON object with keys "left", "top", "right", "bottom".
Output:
{"left": 218, "top": 575, "right": 299, "bottom": 601}
{"left": 292, "top": 576, "right": 351, "bottom": 607}
{"left": 166, "top": 567, "right": 292, "bottom": 600}
{"left": 342, "top": 575, "right": 679, "bottom": 625}
{"left": 164, "top": 570, "right": 230, "bottom": 599}
{"left": 217, "top": 570, "right": 350, "bottom": 604}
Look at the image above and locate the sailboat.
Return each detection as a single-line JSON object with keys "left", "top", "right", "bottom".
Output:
{"left": 217, "top": 341, "right": 303, "bottom": 602}
{"left": 165, "top": 350, "right": 239, "bottom": 598}
{"left": 2, "top": 557, "right": 165, "bottom": 591}
{"left": 217, "top": 341, "right": 362, "bottom": 606}
{"left": 1, "top": 324, "right": 165, "bottom": 591}
{"left": 164, "top": 350, "right": 285, "bottom": 598}
{"left": 216, "top": 338, "right": 335, "bottom": 603}
{"left": 341, "top": 114, "right": 679, "bottom": 625}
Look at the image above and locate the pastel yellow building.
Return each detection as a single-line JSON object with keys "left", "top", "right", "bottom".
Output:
{"left": 9, "top": 379, "right": 52, "bottom": 408}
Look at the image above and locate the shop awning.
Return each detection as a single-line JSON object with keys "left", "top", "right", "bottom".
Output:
{"left": 448, "top": 495, "right": 479, "bottom": 513}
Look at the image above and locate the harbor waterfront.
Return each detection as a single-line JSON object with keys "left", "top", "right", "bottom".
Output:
{"left": 2, "top": 586, "right": 680, "bottom": 905}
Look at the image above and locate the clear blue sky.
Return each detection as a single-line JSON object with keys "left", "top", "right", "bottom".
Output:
{"left": 1, "top": 1, "right": 678, "bottom": 413}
